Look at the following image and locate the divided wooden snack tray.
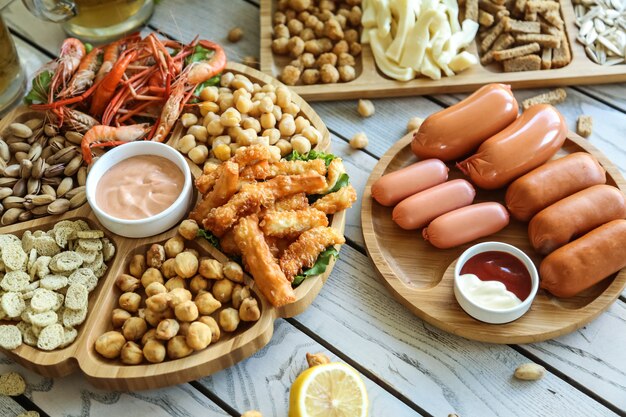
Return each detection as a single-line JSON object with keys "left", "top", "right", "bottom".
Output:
{"left": 362, "top": 132, "right": 626, "bottom": 344}
{"left": 0, "top": 63, "right": 346, "bottom": 391}
{"left": 260, "top": 0, "right": 626, "bottom": 101}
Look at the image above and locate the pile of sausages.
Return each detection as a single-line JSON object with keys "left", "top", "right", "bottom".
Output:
{"left": 371, "top": 83, "right": 626, "bottom": 298}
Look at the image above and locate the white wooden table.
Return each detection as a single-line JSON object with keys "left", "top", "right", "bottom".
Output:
{"left": 2, "top": 1, "right": 626, "bottom": 416}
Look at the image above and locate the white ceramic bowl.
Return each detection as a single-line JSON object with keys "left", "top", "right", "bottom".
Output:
{"left": 453, "top": 242, "right": 539, "bottom": 324}
{"left": 86, "top": 141, "right": 192, "bottom": 238}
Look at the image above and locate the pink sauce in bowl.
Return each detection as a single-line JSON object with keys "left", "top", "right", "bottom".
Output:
{"left": 95, "top": 155, "right": 185, "bottom": 220}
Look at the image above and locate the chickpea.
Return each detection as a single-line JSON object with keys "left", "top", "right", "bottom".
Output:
{"left": 316, "top": 52, "right": 338, "bottom": 67}
{"left": 320, "top": 63, "right": 339, "bottom": 84}
{"left": 296, "top": 53, "right": 313, "bottom": 69}
{"left": 228, "top": 27, "right": 243, "bottom": 42}
{"left": 199, "top": 102, "right": 220, "bottom": 118}
{"left": 337, "top": 52, "right": 355, "bottom": 67}
{"left": 349, "top": 6, "right": 362, "bottom": 26}
{"left": 137, "top": 308, "right": 146, "bottom": 320}
{"left": 177, "top": 134, "right": 196, "bottom": 154}
{"left": 231, "top": 75, "right": 254, "bottom": 92}
{"left": 156, "top": 318, "right": 180, "bottom": 340}
{"left": 344, "top": 28, "right": 359, "bottom": 44}
{"left": 95, "top": 331, "right": 126, "bottom": 359}
{"left": 223, "top": 261, "right": 244, "bottom": 283}
{"left": 167, "top": 335, "right": 194, "bottom": 359}
{"left": 187, "top": 275, "right": 206, "bottom": 294}
{"left": 176, "top": 221, "right": 197, "bottom": 243}
{"left": 287, "top": 19, "right": 303, "bottom": 36}
{"left": 210, "top": 279, "right": 233, "bottom": 304}
{"left": 350, "top": 132, "right": 368, "bottom": 149}
{"left": 116, "top": 273, "right": 140, "bottom": 292}
{"left": 146, "top": 292, "right": 170, "bottom": 313}
{"left": 280, "top": 65, "right": 301, "bottom": 86}
{"left": 146, "top": 244, "right": 166, "bottom": 268}
{"left": 301, "top": 126, "right": 321, "bottom": 146}
{"left": 236, "top": 128, "right": 256, "bottom": 146}
{"left": 316, "top": 9, "right": 333, "bottom": 21}
{"left": 219, "top": 95, "right": 235, "bottom": 113}
{"left": 275, "top": 86, "right": 291, "bottom": 109}
{"left": 219, "top": 107, "right": 241, "bottom": 128}
{"left": 275, "top": 138, "right": 293, "bottom": 157}
{"left": 142, "top": 328, "right": 157, "bottom": 345}
{"left": 185, "top": 247, "right": 199, "bottom": 259}
{"left": 202, "top": 112, "right": 220, "bottom": 128}
{"left": 173, "top": 252, "right": 198, "bottom": 279}
{"left": 143, "top": 340, "right": 166, "bottom": 363}
{"left": 111, "top": 308, "right": 131, "bottom": 328}
{"left": 332, "top": 40, "right": 349, "bottom": 56}
{"left": 219, "top": 307, "right": 240, "bottom": 332}
{"left": 274, "top": 23, "right": 290, "bottom": 39}
{"left": 300, "top": 27, "right": 315, "bottom": 41}
{"left": 272, "top": 104, "right": 283, "bottom": 122}
{"left": 242, "top": 117, "right": 261, "bottom": 133}
{"left": 213, "top": 143, "right": 231, "bottom": 161}
{"left": 248, "top": 136, "right": 270, "bottom": 147}
{"left": 259, "top": 112, "right": 276, "bottom": 130}
{"left": 304, "top": 39, "right": 322, "bottom": 56}
{"left": 186, "top": 125, "right": 207, "bottom": 143}
{"left": 145, "top": 281, "right": 167, "bottom": 297}
{"left": 305, "top": 14, "right": 320, "bottom": 29}
{"left": 175, "top": 300, "right": 199, "bottom": 322}
{"left": 177, "top": 321, "right": 191, "bottom": 336}
{"left": 119, "top": 292, "right": 141, "bottom": 313}
{"left": 290, "top": 0, "right": 311, "bottom": 11}
{"left": 186, "top": 322, "right": 212, "bottom": 350}
{"left": 122, "top": 317, "right": 148, "bottom": 341}
{"left": 350, "top": 42, "right": 362, "bottom": 56}
{"left": 301, "top": 69, "right": 320, "bottom": 85}
{"left": 291, "top": 135, "right": 312, "bottom": 154}
{"left": 120, "top": 341, "right": 143, "bottom": 365}
{"left": 272, "top": 38, "right": 289, "bottom": 55}
{"left": 203, "top": 159, "right": 220, "bottom": 174}
{"left": 161, "top": 259, "right": 177, "bottom": 279}
{"left": 239, "top": 297, "right": 261, "bottom": 322}
{"left": 277, "top": 114, "right": 296, "bottom": 137}
{"left": 236, "top": 96, "right": 253, "bottom": 115}
{"left": 141, "top": 267, "right": 164, "bottom": 288}
{"left": 129, "top": 254, "right": 146, "bottom": 278}
{"left": 144, "top": 307, "right": 170, "bottom": 327}
{"left": 193, "top": 258, "right": 222, "bottom": 280}
{"left": 206, "top": 119, "right": 224, "bottom": 136}
{"left": 200, "top": 86, "right": 219, "bottom": 102}
{"left": 357, "top": 99, "right": 375, "bottom": 117}
{"left": 263, "top": 128, "right": 281, "bottom": 145}
{"left": 197, "top": 316, "right": 221, "bottom": 343}
{"left": 168, "top": 288, "right": 191, "bottom": 308}
{"left": 407, "top": 116, "right": 424, "bottom": 132}
{"left": 313, "top": 20, "right": 326, "bottom": 38}
{"left": 323, "top": 19, "right": 343, "bottom": 41}
{"left": 284, "top": 101, "right": 300, "bottom": 116}
{"left": 286, "top": 37, "right": 304, "bottom": 59}
{"left": 232, "top": 285, "right": 251, "bottom": 309}
{"left": 213, "top": 134, "right": 232, "bottom": 147}
{"left": 180, "top": 113, "right": 198, "bottom": 128}
{"left": 165, "top": 277, "right": 186, "bottom": 291}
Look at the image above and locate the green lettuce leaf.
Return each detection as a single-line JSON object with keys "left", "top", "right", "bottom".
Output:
{"left": 197, "top": 228, "right": 220, "bottom": 250}
{"left": 84, "top": 43, "right": 93, "bottom": 53}
{"left": 186, "top": 44, "right": 215, "bottom": 66}
{"left": 24, "top": 70, "right": 52, "bottom": 105}
{"left": 193, "top": 74, "right": 221, "bottom": 98}
{"left": 292, "top": 246, "right": 339, "bottom": 287}
{"left": 286, "top": 149, "right": 336, "bottom": 166}
{"left": 327, "top": 173, "right": 350, "bottom": 194}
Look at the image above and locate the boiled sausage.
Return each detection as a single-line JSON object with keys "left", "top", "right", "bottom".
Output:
{"left": 457, "top": 104, "right": 567, "bottom": 190}
{"left": 411, "top": 84, "right": 519, "bottom": 162}
{"left": 392, "top": 179, "right": 476, "bottom": 230}
{"left": 540, "top": 219, "right": 626, "bottom": 298}
{"left": 528, "top": 184, "right": 626, "bottom": 255}
{"left": 422, "top": 202, "right": 510, "bottom": 249}
{"left": 505, "top": 152, "right": 606, "bottom": 221}
{"left": 371, "top": 159, "right": 448, "bottom": 206}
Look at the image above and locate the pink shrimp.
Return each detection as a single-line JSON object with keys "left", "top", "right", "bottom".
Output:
{"left": 81, "top": 124, "right": 151, "bottom": 164}
{"left": 49, "top": 38, "right": 85, "bottom": 100}
{"left": 57, "top": 47, "right": 102, "bottom": 98}
{"left": 186, "top": 40, "right": 227, "bottom": 84}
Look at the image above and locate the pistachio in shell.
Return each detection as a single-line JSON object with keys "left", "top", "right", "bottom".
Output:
{"left": 44, "top": 124, "right": 58, "bottom": 137}
{"left": 48, "top": 198, "right": 70, "bottom": 215}
{"left": 3, "top": 164, "right": 19, "bottom": 178}
{"left": 0, "top": 139, "right": 9, "bottom": 162}
{"left": 2, "top": 207, "right": 24, "bottom": 225}
{"left": 12, "top": 178, "right": 27, "bottom": 197}
{"left": 20, "top": 159, "right": 32, "bottom": 179}
{"left": 9, "top": 142, "right": 30, "bottom": 153}
{"left": 18, "top": 210, "right": 33, "bottom": 222}
{"left": 64, "top": 154, "right": 83, "bottom": 176}
{"left": 30, "top": 204, "right": 49, "bottom": 216}
{"left": 31, "top": 158, "right": 44, "bottom": 179}
{"left": 28, "top": 143, "right": 42, "bottom": 161}
{"left": 49, "top": 147, "right": 76, "bottom": 165}
{"left": 26, "top": 193, "right": 55, "bottom": 206}
{"left": 3, "top": 196, "right": 25, "bottom": 209}
{"left": 24, "top": 118, "right": 43, "bottom": 131}
{"left": 64, "top": 185, "right": 85, "bottom": 200}
{"left": 57, "top": 177, "right": 73, "bottom": 197}
{"left": 41, "top": 184, "right": 56, "bottom": 198}
{"left": 14, "top": 151, "right": 29, "bottom": 163}
{"left": 0, "top": 177, "right": 17, "bottom": 187}
{"left": 0, "top": 187, "right": 12, "bottom": 200}
{"left": 44, "top": 163, "right": 65, "bottom": 178}
{"left": 41, "top": 145, "right": 54, "bottom": 161}
{"left": 69, "top": 191, "right": 86, "bottom": 209}
{"left": 77, "top": 166, "right": 87, "bottom": 186}
{"left": 42, "top": 177, "right": 62, "bottom": 187}
{"left": 64, "top": 131, "right": 83, "bottom": 145}
{"left": 49, "top": 136, "right": 65, "bottom": 151}
{"left": 27, "top": 177, "right": 41, "bottom": 195}
{"left": 9, "top": 123, "right": 32, "bottom": 139}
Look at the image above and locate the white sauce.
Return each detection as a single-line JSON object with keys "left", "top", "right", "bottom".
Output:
{"left": 458, "top": 274, "right": 522, "bottom": 310}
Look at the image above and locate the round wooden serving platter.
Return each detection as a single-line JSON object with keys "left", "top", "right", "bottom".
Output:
{"left": 362, "top": 132, "right": 626, "bottom": 344}
{"left": 0, "top": 63, "right": 346, "bottom": 390}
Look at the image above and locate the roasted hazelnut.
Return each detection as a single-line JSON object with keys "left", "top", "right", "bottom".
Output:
{"left": 156, "top": 318, "right": 180, "bottom": 340}
{"left": 142, "top": 328, "right": 157, "bottom": 345}
{"left": 119, "top": 292, "right": 142, "bottom": 313}
{"left": 95, "top": 331, "right": 125, "bottom": 359}
{"left": 186, "top": 322, "right": 212, "bottom": 350}
{"left": 178, "top": 220, "right": 199, "bottom": 240}
{"left": 120, "top": 341, "right": 143, "bottom": 365}
{"left": 165, "top": 277, "right": 187, "bottom": 291}
{"left": 122, "top": 317, "right": 148, "bottom": 341}
{"left": 168, "top": 287, "right": 192, "bottom": 308}
{"left": 167, "top": 335, "right": 193, "bottom": 359}
{"left": 146, "top": 292, "right": 171, "bottom": 313}
{"left": 199, "top": 258, "right": 224, "bottom": 279}
{"left": 116, "top": 274, "right": 140, "bottom": 292}
{"left": 111, "top": 308, "right": 131, "bottom": 328}
{"left": 197, "top": 316, "right": 221, "bottom": 343}
{"left": 195, "top": 291, "right": 222, "bottom": 315}
{"left": 129, "top": 254, "right": 146, "bottom": 278}
{"left": 223, "top": 261, "right": 244, "bottom": 283}
{"left": 174, "top": 252, "right": 198, "bottom": 279}
{"left": 232, "top": 285, "right": 251, "bottom": 309}
{"left": 143, "top": 339, "right": 166, "bottom": 363}
{"left": 146, "top": 244, "right": 166, "bottom": 268}
{"left": 190, "top": 275, "right": 210, "bottom": 294}
{"left": 141, "top": 267, "right": 164, "bottom": 288}
{"left": 219, "top": 307, "right": 240, "bottom": 332}
{"left": 145, "top": 281, "right": 167, "bottom": 297}
{"left": 164, "top": 235, "right": 185, "bottom": 258}
{"left": 239, "top": 297, "right": 261, "bottom": 322}
{"left": 174, "top": 300, "right": 199, "bottom": 322}
{"left": 161, "top": 258, "right": 177, "bottom": 278}
{"left": 212, "top": 279, "right": 234, "bottom": 303}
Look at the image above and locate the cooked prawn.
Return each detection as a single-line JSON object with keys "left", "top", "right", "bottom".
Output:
{"left": 81, "top": 124, "right": 150, "bottom": 164}
{"left": 57, "top": 47, "right": 102, "bottom": 98}
{"left": 49, "top": 38, "right": 85, "bottom": 99}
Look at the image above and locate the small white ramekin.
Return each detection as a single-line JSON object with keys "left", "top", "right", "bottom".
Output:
{"left": 453, "top": 241, "right": 539, "bottom": 324}
{"left": 86, "top": 141, "right": 192, "bottom": 238}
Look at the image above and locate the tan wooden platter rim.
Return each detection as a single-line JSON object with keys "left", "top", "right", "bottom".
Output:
{"left": 0, "top": 62, "right": 347, "bottom": 390}
{"left": 259, "top": 0, "right": 626, "bottom": 101}
{"left": 361, "top": 131, "right": 626, "bottom": 344}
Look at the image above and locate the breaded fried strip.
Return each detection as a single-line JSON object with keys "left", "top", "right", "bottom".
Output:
{"left": 273, "top": 193, "right": 309, "bottom": 211}
{"left": 220, "top": 228, "right": 241, "bottom": 256}
{"left": 203, "top": 183, "right": 270, "bottom": 236}
{"left": 240, "top": 160, "right": 273, "bottom": 180}
{"left": 280, "top": 226, "right": 345, "bottom": 282}
{"left": 312, "top": 185, "right": 358, "bottom": 214}
{"left": 241, "top": 159, "right": 327, "bottom": 180}
{"left": 260, "top": 208, "right": 329, "bottom": 238}
{"left": 265, "top": 235, "right": 294, "bottom": 259}
{"left": 320, "top": 159, "right": 345, "bottom": 194}
{"left": 190, "top": 161, "right": 239, "bottom": 223}
{"left": 195, "top": 170, "right": 220, "bottom": 194}
{"left": 234, "top": 215, "right": 296, "bottom": 307}
{"left": 233, "top": 144, "right": 277, "bottom": 168}
{"left": 265, "top": 174, "right": 327, "bottom": 199}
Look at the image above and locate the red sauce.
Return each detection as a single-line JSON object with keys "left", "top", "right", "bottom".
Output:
{"left": 460, "top": 251, "right": 532, "bottom": 301}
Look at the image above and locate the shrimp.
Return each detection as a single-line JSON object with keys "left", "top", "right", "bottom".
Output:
{"left": 187, "top": 40, "right": 227, "bottom": 84}
{"left": 81, "top": 124, "right": 150, "bottom": 164}
{"left": 95, "top": 40, "right": 122, "bottom": 83}
{"left": 90, "top": 50, "right": 136, "bottom": 117}
{"left": 49, "top": 38, "right": 85, "bottom": 99}
{"left": 150, "top": 77, "right": 193, "bottom": 142}
{"left": 57, "top": 47, "right": 102, "bottom": 98}
{"left": 57, "top": 107, "right": 99, "bottom": 133}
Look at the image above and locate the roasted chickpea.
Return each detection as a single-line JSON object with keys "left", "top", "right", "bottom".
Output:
{"left": 144, "top": 308, "right": 171, "bottom": 327}
{"left": 301, "top": 126, "right": 321, "bottom": 146}
{"left": 338, "top": 52, "right": 355, "bottom": 67}
{"left": 291, "top": 135, "right": 312, "bottom": 154}
{"left": 275, "top": 138, "right": 293, "bottom": 157}
{"left": 332, "top": 40, "right": 349, "bottom": 56}
{"left": 119, "top": 292, "right": 142, "bottom": 313}
{"left": 167, "top": 335, "right": 194, "bottom": 359}
{"left": 304, "top": 39, "right": 322, "bottom": 55}
{"left": 185, "top": 247, "right": 199, "bottom": 258}
{"left": 146, "top": 244, "right": 166, "bottom": 268}
{"left": 212, "top": 279, "right": 235, "bottom": 303}
{"left": 174, "top": 252, "right": 198, "bottom": 279}
{"left": 316, "top": 52, "right": 338, "bottom": 67}
{"left": 344, "top": 28, "right": 358, "bottom": 44}
{"left": 287, "top": 19, "right": 303, "bottom": 36}
{"left": 350, "top": 132, "right": 368, "bottom": 149}
{"left": 146, "top": 292, "right": 170, "bottom": 313}
{"left": 164, "top": 236, "right": 185, "bottom": 259}
{"left": 300, "top": 27, "right": 315, "bottom": 41}
{"left": 219, "top": 307, "right": 240, "bottom": 332}
{"left": 223, "top": 261, "right": 244, "bottom": 283}
{"left": 142, "top": 328, "right": 157, "bottom": 345}
{"left": 350, "top": 42, "right": 362, "bottom": 56}
{"left": 239, "top": 297, "right": 261, "bottom": 322}
{"left": 272, "top": 38, "right": 289, "bottom": 55}
{"left": 95, "top": 331, "right": 126, "bottom": 359}
{"left": 128, "top": 255, "right": 146, "bottom": 278}
{"left": 141, "top": 267, "right": 164, "bottom": 288}
{"left": 195, "top": 291, "right": 222, "bottom": 315}
{"left": 280, "top": 65, "right": 301, "bottom": 86}
{"left": 189, "top": 275, "right": 209, "bottom": 294}
{"left": 199, "top": 258, "right": 224, "bottom": 279}
{"left": 232, "top": 285, "right": 251, "bottom": 309}
{"left": 287, "top": 36, "right": 305, "bottom": 58}
{"left": 357, "top": 99, "right": 375, "bottom": 117}
{"left": 177, "top": 134, "right": 196, "bottom": 153}
{"left": 335, "top": 13, "right": 348, "bottom": 29}
{"left": 111, "top": 308, "right": 131, "bottom": 328}
{"left": 313, "top": 20, "right": 325, "bottom": 37}
{"left": 168, "top": 287, "right": 192, "bottom": 308}
{"left": 175, "top": 300, "right": 199, "bottom": 322}
{"left": 178, "top": 321, "right": 191, "bottom": 336}
{"left": 115, "top": 274, "right": 140, "bottom": 292}
{"left": 301, "top": 69, "right": 320, "bottom": 85}
{"left": 349, "top": 6, "right": 362, "bottom": 26}
{"left": 289, "top": 0, "right": 311, "bottom": 11}
{"left": 197, "top": 316, "right": 221, "bottom": 343}
{"left": 156, "top": 318, "right": 180, "bottom": 340}
{"left": 320, "top": 63, "right": 339, "bottom": 83}
{"left": 120, "top": 341, "right": 143, "bottom": 365}
{"left": 274, "top": 23, "right": 290, "bottom": 39}
{"left": 161, "top": 259, "right": 177, "bottom": 279}
{"left": 143, "top": 340, "right": 166, "bottom": 363}
{"left": 178, "top": 219, "right": 199, "bottom": 241}
{"left": 186, "top": 322, "right": 212, "bottom": 350}
{"left": 228, "top": 27, "right": 243, "bottom": 42}
{"left": 324, "top": 19, "right": 344, "bottom": 40}
{"left": 122, "top": 317, "right": 148, "bottom": 341}
{"left": 165, "top": 277, "right": 186, "bottom": 291}
{"left": 305, "top": 14, "right": 320, "bottom": 28}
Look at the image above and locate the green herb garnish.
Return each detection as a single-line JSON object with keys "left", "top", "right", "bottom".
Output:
{"left": 197, "top": 228, "right": 220, "bottom": 250}
{"left": 292, "top": 246, "right": 339, "bottom": 287}
{"left": 84, "top": 43, "right": 93, "bottom": 53}
{"left": 287, "top": 149, "right": 336, "bottom": 167}
{"left": 185, "top": 44, "right": 215, "bottom": 66}
{"left": 24, "top": 70, "right": 52, "bottom": 105}
{"left": 193, "top": 74, "right": 221, "bottom": 98}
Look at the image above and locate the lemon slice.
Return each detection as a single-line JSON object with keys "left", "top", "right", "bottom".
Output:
{"left": 289, "top": 362, "right": 369, "bottom": 417}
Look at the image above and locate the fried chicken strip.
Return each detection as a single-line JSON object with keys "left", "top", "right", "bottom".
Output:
{"left": 190, "top": 161, "right": 239, "bottom": 223}
{"left": 202, "top": 183, "right": 270, "bottom": 236}
{"left": 312, "top": 185, "right": 357, "bottom": 214}
{"left": 279, "top": 226, "right": 345, "bottom": 282}
{"left": 265, "top": 174, "right": 327, "bottom": 199}
{"left": 234, "top": 215, "right": 296, "bottom": 307}
{"left": 241, "top": 159, "right": 327, "bottom": 180}
{"left": 260, "top": 208, "right": 329, "bottom": 238}
{"left": 233, "top": 144, "right": 278, "bottom": 167}
{"left": 195, "top": 170, "right": 220, "bottom": 194}
{"left": 273, "top": 193, "right": 309, "bottom": 211}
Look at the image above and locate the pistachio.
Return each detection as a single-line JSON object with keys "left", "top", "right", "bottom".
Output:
{"left": 14, "top": 152, "right": 29, "bottom": 163}
{"left": 24, "top": 118, "right": 43, "bottom": 131}
{"left": 18, "top": 210, "right": 33, "bottom": 222}
{"left": 0, "top": 177, "right": 17, "bottom": 187}
{"left": 44, "top": 164, "right": 65, "bottom": 178}
{"left": 41, "top": 145, "right": 54, "bottom": 160}
{"left": 49, "top": 147, "right": 76, "bottom": 165}
{"left": 0, "top": 202, "right": 4, "bottom": 216}
{"left": 0, "top": 159, "right": 6, "bottom": 172}
{"left": 26, "top": 194, "right": 55, "bottom": 206}
{"left": 0, "top": 139, "right": 9, "bottom": 162}
{"left": 1, "top": 208, "right": 24, "bottom": 225}
{"left": 77, "top": 166, "right": 87, "bottom": 186}
{"left": 57, "top": 177, "right": 73, "bottom": 197}
{"left": 22, "top": 200, "right": 34, "bottom": 210}
{"left": 42, "top": 177, "right": 62, "bottom": 187}
{"left": 69, "top": 190, "right": 86, "bottom": 209}
{"left": 64, "top": 154, "right": 83, "bottom": 176}
{"left": 3, "top": 164, "right": 19, "bottom": 178}
{"left": 9, "top": 142, "right": 30, "bottom": 153}
{"left": 65, "top": 185, "right": 85, "bottom": 199}
{"left": 44, "top": 124, "right": 58, "bottom": 137}
{"left": 3, "top": 196, "right": 25, "bottom": 209}
{"left": 48, "top": 198, "right": 70, "bottom": 215}
{"left": 0, "top": 187, "right": 12, "bottom": 200}
{"left": 9, "top": 123, "right": 32, "bottom": 138}
{"left": 28, "top": 143, "right": 42, "bottom": 161}
{"left": 31, "top": 158, "right": 44, "bottom": 179}
{"left": 27, "top": 178, "right": 40, "bottom": 195}
{"left": 41, "top": 184, "right": 56, "bottom": 198}
{"left": 49, "top": 136, "right": 65, "bottom": 152}
{"left": 20, "top": 159, "right": 32, "bottom": 178}
{"left": 64, "top": 131, "right": 83, "bottom": 145}
{"left": 30, "top": 204, "right": 50, "bottom": 216}
{"left": 12, "top": 178, "right": 27, "bottom": 197}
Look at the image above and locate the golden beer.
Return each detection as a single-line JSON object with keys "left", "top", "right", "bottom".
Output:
{"left": 0, "top": 15, "right": 24, "bottom": 114}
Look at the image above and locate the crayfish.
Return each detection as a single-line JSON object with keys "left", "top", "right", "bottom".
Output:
{"left": 27, "top": 33, "right": 226, "bottom": 163}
